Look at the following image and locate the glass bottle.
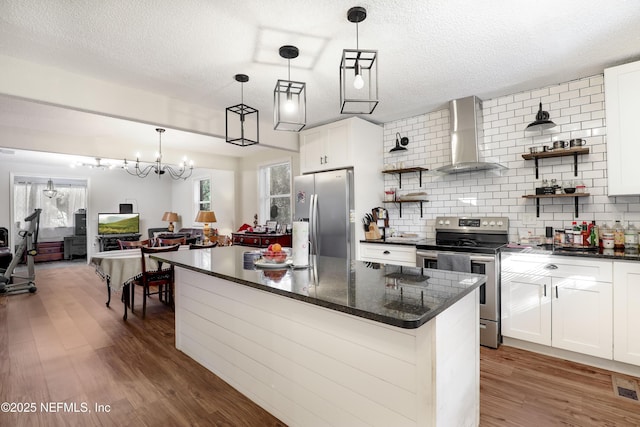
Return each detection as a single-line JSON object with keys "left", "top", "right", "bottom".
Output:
{"left": 613, "top": 220, "right": 625, "bottom": 250}
{"left": 624, "top": 222, "right": 638, "bottom": 248}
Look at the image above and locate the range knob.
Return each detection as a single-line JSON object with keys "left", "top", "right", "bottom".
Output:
{"left": 444, "top": 220, "right": 450, "bottom": 225}
{"left": 497, "top": 221, "right": 504, "bottom": 226}
{"left": 482, "top": 221, "right": 489, "bottom": 226}
{"left": 489, "top": 221, "right": 496, "bottom": 226}
{"left": 438, "top": 220, "right": 444, "bottom": 225}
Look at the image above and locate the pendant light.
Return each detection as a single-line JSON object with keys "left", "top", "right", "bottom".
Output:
{"left": 226, "top": 74, "right": 259, "bottom": 147}
{"left": 274, "top": 45, "right": 306, "bottom": 132}
{"left": 525, "top": 102, "right": 557, "bottom": 132}
{"left": 43, "top": 179, "right": 57, "bottom": 198}
{"left": 340, "top": 6, "right": 378, "bottom": 115}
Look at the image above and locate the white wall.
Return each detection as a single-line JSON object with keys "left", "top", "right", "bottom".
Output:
{"left": 382, "top": 73, "right": 640, "bottom": 242}
{"left": 0, "top": 156, "right": 233, "bottom": 257}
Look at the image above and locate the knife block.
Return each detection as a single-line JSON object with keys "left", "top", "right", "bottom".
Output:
{"left": 365, "top": 223, "right": 382, "bottom": 240}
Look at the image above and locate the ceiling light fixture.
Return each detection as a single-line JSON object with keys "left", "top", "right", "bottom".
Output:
{"left": 525, "top": 102, "right": 557, "bottom": 132}
{"left": 71, "top": 157, "right": 114, "bottom": 170}
{"left": 43, "top": 179, "right": 57, "bottom": 198}
{"left": 274, "top": 45, "right": 306, "bottom": 132}
{"left": 389, "top": 132, "right": 409, "bottom": 152}
{"left": 226, "top": 74, "right": 259, "bottom": 146}
{"left": 123, "top": 128, "right": 194, "bottom": 180}
{"left": 340, "top": 6, "right": 378, "bottom": 115}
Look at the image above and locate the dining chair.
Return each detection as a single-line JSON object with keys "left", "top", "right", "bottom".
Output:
{"left": 118, "top": 239, "right": 151, "bottom": 250}
{"left": 156, "top": 236, "right": 187, "bottom": 246}
{"left": 131, "top": 244, "right": 180, "bottom": 318}
{"left": 189, "top": 242, "right": 218, "bottom": 249}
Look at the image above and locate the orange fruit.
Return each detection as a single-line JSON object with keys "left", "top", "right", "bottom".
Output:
{"left": 271, "top": 243, "right": 282, "bottom": 252}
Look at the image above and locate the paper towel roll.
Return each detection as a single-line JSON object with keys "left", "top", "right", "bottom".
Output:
{"left": 292, "top": 221, "right": 309, "bottom": 267}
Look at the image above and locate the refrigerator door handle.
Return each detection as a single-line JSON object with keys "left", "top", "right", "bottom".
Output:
{"left": 311, "top": 193, "right": 319, "bottom": 257}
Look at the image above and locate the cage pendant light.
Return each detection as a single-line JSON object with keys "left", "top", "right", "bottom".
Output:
{"left": 226, "top": 74, "right": 259, "bottom": 146}
{"left": 340, "top": 6, "right": 378, "bottom": 115}
{"left": 274, "top": 45, "right": 306, "bottom": 132}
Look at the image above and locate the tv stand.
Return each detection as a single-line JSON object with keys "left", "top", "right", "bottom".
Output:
{"left": 98, "top": 234, "right": 141, "bottom": 252}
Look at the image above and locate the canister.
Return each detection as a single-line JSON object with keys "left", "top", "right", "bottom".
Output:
{"left": 602, "top": 232, "right": 615, "bottom": 249}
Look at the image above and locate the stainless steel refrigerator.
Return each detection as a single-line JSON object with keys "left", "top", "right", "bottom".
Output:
{"left": 293, "top": 169, "right": 355, "bottom": 259}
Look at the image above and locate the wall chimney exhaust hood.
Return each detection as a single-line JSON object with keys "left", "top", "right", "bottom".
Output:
{"left": 436, "top": 96, "right": 506, "bottom": 174}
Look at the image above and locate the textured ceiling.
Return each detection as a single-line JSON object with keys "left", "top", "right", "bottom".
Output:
{"left": 1, "top": 0, "right": 640, "bottom": 159}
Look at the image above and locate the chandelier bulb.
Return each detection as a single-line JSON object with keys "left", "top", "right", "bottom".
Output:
{"left": 353, "top": 74, "right": 365, "bottom": 90}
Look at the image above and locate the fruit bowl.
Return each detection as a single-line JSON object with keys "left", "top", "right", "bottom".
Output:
{"left": 260, "top": 246, "right": 291, "bottom": 264}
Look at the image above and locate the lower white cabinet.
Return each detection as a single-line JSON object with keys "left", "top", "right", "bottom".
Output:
{"left": 501, "top": 253, "right": 613, "bottom": 359}
{"left": 613, "top": 261, "right": 640, "bottom": 366}
{"left": 359, "top": 243, "right": 416, "bottom": 267}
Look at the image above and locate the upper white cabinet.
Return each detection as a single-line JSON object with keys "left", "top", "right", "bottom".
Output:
{"left": 613, "top": 261, "right": 640, "bottom": 366}
{"left": 299, "top": 117, "right": 382, "bottom": 174}
{"left": 501, "top": 253, "right": 613, "bottom": 359}
{"left": 605, "top": 60, "right": 640, "bottom": 196}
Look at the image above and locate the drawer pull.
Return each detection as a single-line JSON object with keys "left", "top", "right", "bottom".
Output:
{"left": 383, "top": 250, "right": 390, "bottom": 255}
{"left": 555, "top": 286, "right": 559, "bottom": 299}
{"left": 545, "top": 264, "right": 558, "bottom": 270}
{"left": 543, "top": 284, "right": 547, "bottom": 297}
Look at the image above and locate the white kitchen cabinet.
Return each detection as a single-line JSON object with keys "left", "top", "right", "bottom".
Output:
{"left": 613, "top": 261, "right": 640, "bottom": 366}
{"left": 359, "top": 243, "right": 417, "bottom": 267}
{"left": 300, "top": 117, "right": 382, "bottom": 173}
{"left": 605, "top": 59, "right": 640, "bottom": 195}
{"left": 501, "top": 253, "right": 613, "bottom": 359}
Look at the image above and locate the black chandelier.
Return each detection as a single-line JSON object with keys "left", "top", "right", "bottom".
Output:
{"left": 123, "top": 128, "right": 194, "bottom": 180}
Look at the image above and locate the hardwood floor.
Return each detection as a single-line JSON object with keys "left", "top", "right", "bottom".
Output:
{"left": 1, "top": 264, "right": 639, "bottom": 426}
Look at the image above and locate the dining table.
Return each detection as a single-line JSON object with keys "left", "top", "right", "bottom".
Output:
{"left": 90, "top": 248, "right": 176, "bottom": 320}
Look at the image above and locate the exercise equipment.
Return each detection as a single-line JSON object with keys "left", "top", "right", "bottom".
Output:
{"left": 0, "top": 209, "right": 41, "bottom": 295}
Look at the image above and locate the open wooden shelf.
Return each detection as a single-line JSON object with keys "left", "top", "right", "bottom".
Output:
{"left": 382, "top": 167, "right": 429, "bottom": 188}
{"left": 522, "top": 193, "right": 590, "bottom": 217}
{"left": 522, "top": 147, "right": 590, "bottom": 179}
{"left": 382, "top": 200, "right": 429, "bottom": 218}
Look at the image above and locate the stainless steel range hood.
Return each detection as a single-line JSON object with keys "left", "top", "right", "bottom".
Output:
{"left": 436, "top": 96, "right": 506, "bottom": 174}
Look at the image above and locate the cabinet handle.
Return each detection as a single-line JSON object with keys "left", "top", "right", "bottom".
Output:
{"left": 383, "top": 250, "right": 390, "bottom": 255}
{"left": 545, "top": 264, "right": 558, "bottom": 269}
{"left": 324, "top": 155, "right": 328, "bottom": 164}
{"left": 543, "top": 284, "right": 547, "bottom": 297}
{"left": 320, "top": 156, "right": 324, "bottom": 164}
{"left": 555, "top": 286, "right": 559, "bottom": 299}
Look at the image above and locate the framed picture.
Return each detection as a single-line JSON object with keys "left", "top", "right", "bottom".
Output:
{"left": 266, "top": 220, "right": 277, "bottom": 232}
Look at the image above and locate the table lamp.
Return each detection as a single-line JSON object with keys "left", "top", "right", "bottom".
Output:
{"left": 195, "top": 210, "right": 217, "bottom": 243}
{"left": 162, "top": 211, "right": 179, "bottom": 232}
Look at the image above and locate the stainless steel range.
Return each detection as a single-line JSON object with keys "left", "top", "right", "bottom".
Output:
{"left": 416, "top": 216, "right": 509, "bottom": 348}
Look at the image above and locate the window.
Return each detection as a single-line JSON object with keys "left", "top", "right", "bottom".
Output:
{"left": 193, "top": 176, "right": 211, "bottom": 214}
{"left": 13, "top": 177, "right": 87, "bottom": 230}
{"left": 259, "top": 161, "right": 291, "bottom": 226}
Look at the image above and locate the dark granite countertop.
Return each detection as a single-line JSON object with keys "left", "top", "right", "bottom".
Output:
{"left": 360, "top": 238, "right": 427, "bottom": 246}
{"left": 501, "top": 244, "right": 640, "bottom": 261}
{"left": 151, "top": 246, "right": 485, "bottom": 329}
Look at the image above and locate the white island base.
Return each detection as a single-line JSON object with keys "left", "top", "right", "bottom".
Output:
{"left": 175, "top": 268, "right": 480, "bottom": 427}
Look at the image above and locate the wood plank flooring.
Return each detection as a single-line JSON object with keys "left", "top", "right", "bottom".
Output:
{"left": 1, "top": 264, "right": 639, "bottom": 426}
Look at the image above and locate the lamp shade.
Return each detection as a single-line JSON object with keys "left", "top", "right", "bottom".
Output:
{"left": 162, "top": 212, "right": 179, "bottom": 222}
{"left": 195, "top": 210, "right": 217, "bottom": 223}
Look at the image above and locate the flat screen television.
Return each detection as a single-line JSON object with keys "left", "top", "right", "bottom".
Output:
{"left": 98, "top": 213, "right": 140, "bottom": 235}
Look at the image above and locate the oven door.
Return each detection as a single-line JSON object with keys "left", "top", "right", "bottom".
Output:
{"left": 416, "top": 250, "right": 499, "bottom": 346}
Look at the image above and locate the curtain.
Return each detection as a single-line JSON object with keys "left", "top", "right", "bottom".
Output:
{"left": 14, "top": 181, "right": 87, "bottom": 229}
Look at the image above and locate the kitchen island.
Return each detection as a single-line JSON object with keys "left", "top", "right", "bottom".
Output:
{"left": 152, "top": 246, "right": 485, "bottom": 427}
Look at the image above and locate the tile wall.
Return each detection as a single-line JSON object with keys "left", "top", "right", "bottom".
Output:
{"left": 382, "top": 74, "right": 640, "bottom": 243}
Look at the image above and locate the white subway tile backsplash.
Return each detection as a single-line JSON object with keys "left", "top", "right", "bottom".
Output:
{"left": 381, "top": 74, "right": 637, "bottom": 241}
